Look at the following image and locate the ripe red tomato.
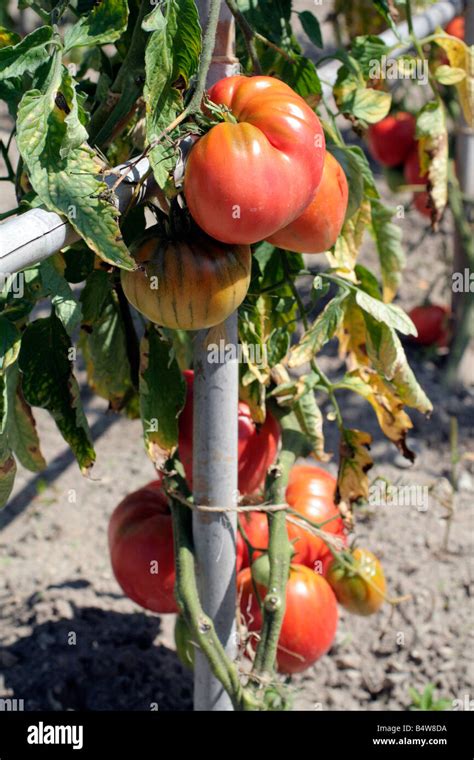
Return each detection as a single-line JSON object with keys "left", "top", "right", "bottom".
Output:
{"left": 121, "top": 228, "right": 251, "bottom": 330}
{"left": 326, "top": 548, "right": 386, "bottom": 616}
{"left": 184, "top": 75, "right": 325, "bottom": 244}
{"left": 368, "top": 112, "right": 416, "bottom": 167}
{"left": 445, "top": 16, "right": 465, "bottom": 40}
{"left": 238, "top": 510, "right": 269, "bottom": 567}
{"left": 178, "top": 370, "right": 280, "bottom": 495}
{"left": 266, "top": 152, "right": 349, "bottom": 253}
{"left": 285, "top": 465, "right": 346, "bottom": 571}
{"left": 404, "top": 148, "right": 431, "bottom": 218}
{"left": 409, "top": 304, "right": 451, "bottom": 347}
{"left": 238, "top": 466, "right": 346, "bottom": 572}
{"left": 108, "top": 481, "right": 178, "bottom": 614}
{"left": 238, "top": 564, "right": 338, "bottom": 674}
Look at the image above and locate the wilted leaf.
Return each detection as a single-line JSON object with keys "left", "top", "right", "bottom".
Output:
{"left": 139, "top": 327, "right": 186, "bottom": 467}
{"left": 354, "top": 289, "right": 416, "bottom": 336}
{"left": 328, "top": 199, "right": 371, "bottom": 276}
{"left": 416, "top": 100, "right": 449, "bottom": 224}
{"left": 434, "top": 36, "right": 474, "bottom": 127}
{"left": 293, "top": 391, "right": 330, "bottom": 462}
{"left": 79, "top": 272, "right": 136, "bottom": 414}
{"left": 337, "top": 428, "right": 373, "bottom": 504}
{"left": 0, "top": 372, "right": 16, "bottom": 508}
{"left": 336, "top": 369, "right": 416, "bottom": 461}
{"left": 17, "top": 58, "right": 134, "bottom": 269}
{"left": 289, "top": 293, "right": 348, "bottom": 368}
{"left": 5, "top": 363, "right": 46, "bottom": 472}
{"left": 363, "top": 317, "right": 433, "bottom": 414}
{"left": 18, "top": 314, "right": 95, "bottom": 473}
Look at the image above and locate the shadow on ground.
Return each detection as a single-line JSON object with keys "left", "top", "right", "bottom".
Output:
{"left": 0, "top": 606, "right": 193, "bottom": 711}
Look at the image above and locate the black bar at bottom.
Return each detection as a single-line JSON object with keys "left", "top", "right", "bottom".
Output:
{"left": 0, "top": 710, "right": 471, "bottom": 757}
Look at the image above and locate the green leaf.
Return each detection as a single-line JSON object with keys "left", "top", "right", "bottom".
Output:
{"left": 139, "top": 327, "right": 186, "bottom": 467}
{"left": 293, "top": 391, "right": 329, "bottom": 461}
{"left": 79, "top": 272, "right": 136, "bottom": 413}
{"left": 355, "top": 289, "right": 416, "bottom": 336}
{"left": 274, "top": 53, "right": 321, "bottom": 101}
{"left": 298, "top": 11, "right": 322, "bottom": 49}
{"left": 370, "top": 199, "right": 405, "bottom": 302}
{"left": 64, "top": 0, "right": 129, "bottom": 50}
{"left": 80, "top": 270, "right": 112, "bottom": 323}
{"left": 5, "top": 363, "right": 46, "bottom": 472}
{"left": 267, "top": 327, "right": 290, "bottom": 367}
{"left": 0, "top": 26, "right": 54, "bottom": 81}
{"left": 328, "top": 146, "right": 364, "bottom": 220}
{"left": 40, "top": 259, "right": 82, "bottom": 336}
{"left": 289, "top": 293, "right": 348, "bottom": 368}
{"left": 0, "top": 317, "right": 21, "bottom": 372}
{"left": 144, "top": 0, "right": 201, "bottom": 187}
{"left": 18, "top": 314, "right": 95, "bottom": 473}
{"left": 62, "top": 244, "right": 95, "bottom": 283}
{"left": 17, "top": 57, "right": 135, "bottom": 270}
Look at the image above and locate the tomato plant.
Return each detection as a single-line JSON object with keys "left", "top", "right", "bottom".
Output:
{"left": 178, "top": 370, "right": 280, "bottom": 494}
{"left": 326, "top": 548, "right": 386, "bottom": 616}
{"left": 184, "top": 75, "right": 326, "bottom": 244}
{"left": 238, "top": 563, "right": 338, "bottom": 674}
{"left": 108, "top": 481, "right": 177, "bottom": 614}
{"left": 0, "top": 0, "right": 470, "bottom": 714}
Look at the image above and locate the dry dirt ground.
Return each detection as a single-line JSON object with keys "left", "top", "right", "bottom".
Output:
{"left": 0, "top": 4, "right": 473, "bottom": 713}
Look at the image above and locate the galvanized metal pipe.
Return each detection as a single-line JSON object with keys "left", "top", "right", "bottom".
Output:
{"left": 192, "top": 0, "right": 239, "bottom": 713}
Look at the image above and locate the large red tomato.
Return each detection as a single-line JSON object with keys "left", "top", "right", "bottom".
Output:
{"left": 238, "top": 466, "right": 346, "bottom": 573}
{"left": 108, "top": 481, "right": 177, "bottom": 614}
{"left": 404, "top": 148, "right": 431, "bottom": 218}
{"left": 178, "top": 370, "right": 280, "bottom": 495}
{"left": 368, "top": 112, "right": 416, "bottom": 167}
{"left": 267, "top": 152, "right": 349, "bottom": 254}
{"left": 238, "top": 564, "right": 338, "bottom": 674}
{"left": 326, "top": 548, "right": 386, "bottom": 616}
{"left": 184, "top": 76, "right": 325, "bottom": 244}
{"left": 409, "top": 304, "right": 451, "bottom": 347}
{"left": 286, "top": 465, "right": 346, "bottom": 572}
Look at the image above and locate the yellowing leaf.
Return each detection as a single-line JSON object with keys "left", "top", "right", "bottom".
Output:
{"left": 337, "top": 369, "right": 416, "bottom": 461}
{"left": 327, "top": 199, "right": 371, "bottom": 277}
{"left": 336, "top": 296, "right": 369, "bottom": 369}
{"left": 434, "top": 36, "right": 474, "bottom": 127}
{"left": 416, "top": 101, "right": 448, "bottom": 224}
{"left": 337, "top": 428, "right": 373, "bottom": 505}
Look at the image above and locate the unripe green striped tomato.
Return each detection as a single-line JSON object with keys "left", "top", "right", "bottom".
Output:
{"left": 121, "top": 229, "right": 251, "bottom": 330}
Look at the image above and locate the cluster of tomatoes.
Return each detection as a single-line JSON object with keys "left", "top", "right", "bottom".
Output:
{"left": 108, "top": 373, "right": 386, "bottom": 676}
{"left": 367, "top": 111, "right": 432, "bottom": 219}
{"left": 121, "top": 76, "right": 349, "bottom": 332}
